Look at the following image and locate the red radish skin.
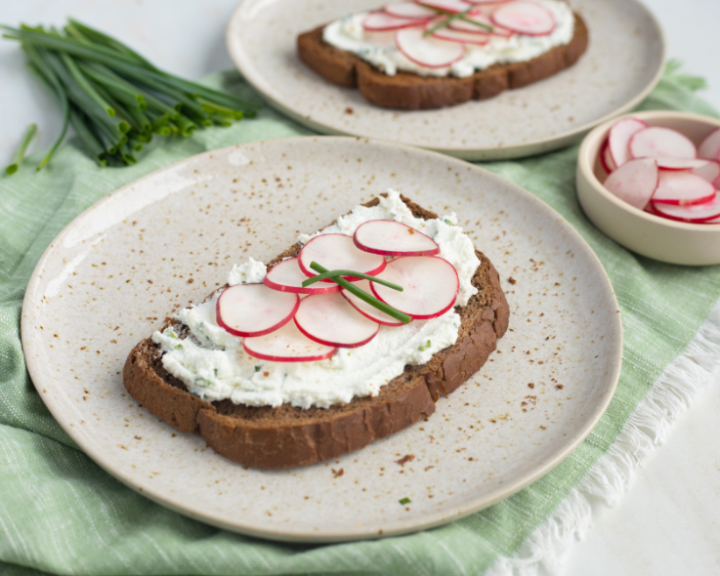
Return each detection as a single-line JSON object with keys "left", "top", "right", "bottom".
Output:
{"left": 371, "top": 256, "right": 459, "bottom": 320}
{"left": 651, "top": 195, "right": 720, "bottom": 223}
{"left": 698, "top": 127, "right": 720, "bottom": 161}
{"left": 385, "top": 2, "right": 436, "bottom": 19}
{"left": 608, "top": 118, "right": 647, "bottom": 169}
{"left": 264, "top": 257, "right": 343, "bottom": 295}
{"left": 395, "top": 26, "right": 466, "bottom": 68}
{"left": 599, "top": 138, "right": 616, "bottom": 173}
{"left": 341, "top": 280, "right": 407, "bottom": 327}
{"left": 298, "top": 233, "right": 386, "bottom": 281}
{"left": 418, "top": 0, "right": 476, "bottom": 14}
{"left": 294, "top": 293, "right": 380, "bottom": 348}
{"left": 651, "top": 171, "right": 716, "bottom": 206}
{"left": 693, "top": 160, "right": 720, "bottom": 187}
{"left": 602, "top": 158, "right": 659, "bottom": 210}
{"left": 491, "top": 1, "right": 555, "bottom": 36}
{"left": 629, "top": 127, "right": 697, "bottom": 160}
{"left": 216, "top": 283, "right": 299, "bottom": 338}
{"left": 353, "top": 219, "right": 440, "bottom": 257}
{"left": 655, "top": 158, "right": 710, "bottom": 171}
{"left": 363, "top": 12, "right": 425, "bottom": 31}
{"left": 243, "top": 321, "right": 336, "bottom": 363}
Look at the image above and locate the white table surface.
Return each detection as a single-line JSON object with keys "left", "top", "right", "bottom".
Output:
{"left": 1, "top": 1, "right": 719, "bottom": 574}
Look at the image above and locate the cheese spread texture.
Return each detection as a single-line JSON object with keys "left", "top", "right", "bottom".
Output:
{"left": 322, "top": 0, "right": 574, "bottom": 78}
{"left": 153, "top": 190, "right": 480, "bottom": 409}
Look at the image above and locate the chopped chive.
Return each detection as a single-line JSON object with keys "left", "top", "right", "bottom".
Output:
{"left": 5, "top": 123, "right": 37, "bottom": 174}
{"left": 309, "top": 262, "right": 411, "bottom": 324}
{"left": 399, "top": 497, "right": 411, "bottom": 505}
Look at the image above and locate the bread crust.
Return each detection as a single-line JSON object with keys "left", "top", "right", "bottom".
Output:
{"left": 123, "top": 197, "right": 510, "bottom": 468}
{"left": 297, "top": 14, "right": 588, "bottom": 110}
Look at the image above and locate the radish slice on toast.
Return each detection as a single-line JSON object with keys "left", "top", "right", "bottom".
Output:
{"left": 385, "top": 1, "right": 436, "bottom": 19}
{"left": 371, "top": 256, "right": 459, "bottom": 319}
{"left": 294, "top": 293, "right": 379, "bottom": 348}
{"left": 298, "top": 233, "right": 386, "bottom": 280}
{"left": 651, "top": 171, "right": 716, "bottom": 206}
{"left": 395, "top": 26, "right": 466, "bottom": 68}
{"left": 603, "top": 158, "right": 658, "bottom": 210}
{"left": 491, "top": 1, "right": 555, "bottom": 36}
{"left": 655, "top": 158, "right": 709, "bottom": 171}
{"left": 629, "top": 127, "right": 697, "bottom": 160}
{"left": 431, "top": 25, "right": 491, "bottom": 44}
{"left": 264, "top": 257, "right": 343, "bottom": 295}
{"left": 342, "top": 280, "right": 407, "bottom": 326}
{"left": 651, "top": 195, "right": 720, "bottom": 223}
{"left": 353, "top": 219, "right": 440, "bottom": 256}
{"left": 243, "top": 321, "right": 336, "bottom": 362}
{"left": 608, "top": 117, "right": 647, "bottom": 168}
{"left": 363, "top": 12, "right": 424, "bottom": 31}
{"left": 699, "top": 127, "right": 720, "bottom": 160}
{"left": 217, "top": 283, "right": 299, "bottom": 338}
{"left": 693, "top": 159, "right": 720, "bottom": 186}
{"left": 447, "top": 12, "right": 493, "bottom": 33}
{"left": 418, "top": 0, "right": 476, "bottom": 14}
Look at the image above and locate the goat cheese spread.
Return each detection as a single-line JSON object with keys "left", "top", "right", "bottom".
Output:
{"left": 153, "top": 190, "right": 480, "bottom": 409}
{"left": 322, "top": 0, "right": 574, "bottom": 78}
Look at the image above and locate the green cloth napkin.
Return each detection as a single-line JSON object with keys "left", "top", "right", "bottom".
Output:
{"left": 1, "top": 63, "right": 719, "bottom": 576}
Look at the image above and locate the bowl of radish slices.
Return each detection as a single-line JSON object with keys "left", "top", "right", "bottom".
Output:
{"left": 577, "top": 111, "right": 720, "bottom": 265}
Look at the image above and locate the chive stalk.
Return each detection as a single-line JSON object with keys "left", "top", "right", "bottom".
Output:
{"left": 4, "top": 123, "right": 37, "bottom": 174}
{"left": 302, "top": 268, "right": 403, "bottom": 291}
{"left": 308, "top": 262, "right": 411, "bottom": 324}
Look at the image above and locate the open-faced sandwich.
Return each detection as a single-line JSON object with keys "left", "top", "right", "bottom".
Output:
{"left": 297, "top": 0, "right": 588, "bottom": 109}
{"left": 123, "top": 191, "right": 509, "bottom": 468}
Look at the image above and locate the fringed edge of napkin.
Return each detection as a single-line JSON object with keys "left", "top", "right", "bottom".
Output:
{"left": 486, "top": 297, "right": 720, "bottom": 576}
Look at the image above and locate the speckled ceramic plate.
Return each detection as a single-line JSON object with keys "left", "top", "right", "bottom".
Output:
{"left": 226, "top": 0, "right": 664, "bottom": 161}
{"left": 22, "top": 137, "right": 622, "bottom": 542}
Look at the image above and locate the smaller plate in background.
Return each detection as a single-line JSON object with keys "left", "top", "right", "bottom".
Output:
{"left": 226, "top": 0, "right": 665, "bottom": 160}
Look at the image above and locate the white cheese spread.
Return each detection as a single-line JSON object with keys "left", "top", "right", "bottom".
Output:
{"left": 152, "top": 190, "right": 480, "bottom": 409}
{"left": 322, "top": 0, "right": 574, "bottom": 78}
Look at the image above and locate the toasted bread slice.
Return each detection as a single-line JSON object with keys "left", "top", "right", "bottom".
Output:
{"left": 297, "top": 14, "right": 588, "bottom": 110}
{"left": 123, "top": 196, "right": 510, "bottom": 468}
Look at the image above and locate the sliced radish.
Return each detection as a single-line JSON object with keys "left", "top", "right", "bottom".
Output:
{"left": 693, "top": 159, "right": 720, "bottom": 186}
{"left": 600, "top": 138, "right": 616, "bottom": 173}
{"left": 491, "top": 1, "right": 555, "bottom": 36}
{"left": 651, "top": 195, "right": 720, "bottom": 223}
{"left": 385, "top": 1, "right": 436, "bottom": 19}
{"left": 651, "top": 171, "right": 716, "bottom": 206}
{"left": 656, "top": 157, "right": 710, "bottom": 171}
{"left": 264, "top": 257, "right": 343, "bottom": 295}
{"left": 464, "top": 0, "right": 513, "bottom": 4}
{"left": 699, "top": 127, "right": 720, "bottom": 160}
{"left": 294, "top": 293, "right": 379, "bottom": 348}
{"left": 342, "top": 280, "right": 407, "bottom": 327}
{"left": 353, "top": 219, "right": 440, "bottom": 257}
{"left": 447, "top": 11, "right": 492, "bottom": 33}
{"left": 608, "top": 118, "right": 648, "bottom": 169}
{"left": 629, "top": 127, "right": 697, "bottom": 160}
{"left": 371, "top": 256, "right": 459, "bottom": 320}
{"left": 395, "top": 26, "right": 466, "bottom": 68}
{"left": 298, "top": 233, "right": 386, "bottom": 281}
{"left": 602, "top": 158, "right": 659, "bottom": 210}
{"left": 418, "top": 0, "right": 475, "bottom": 14}
{"left": 432, "top": 24, "right": 490, "bottom": 44}
{"left": 243, "top": 321, "right": 336, "bottom": 363}
{"left": 363, "top": 12, "right": 425, "bottom": 31}
{"left": 216, "top": 283, "right": 299, "bottom": 338}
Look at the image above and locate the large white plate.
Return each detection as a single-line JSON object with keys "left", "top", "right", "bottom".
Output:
{"left": 22, "top": 137, "right": 622, "bottom": 542}
{"left": 226, "top": 0, "right": 665, "bottom": 161}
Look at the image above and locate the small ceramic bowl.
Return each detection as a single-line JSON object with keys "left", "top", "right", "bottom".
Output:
{"left": 576, "top": 111, "right": 720, "bottom": 266}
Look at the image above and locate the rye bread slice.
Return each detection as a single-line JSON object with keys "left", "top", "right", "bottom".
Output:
{"left": 296, "top": 14, "right": 588, "bottom": 110}
{"left": 123, "top": 196, "right": 510, "bottom": 468}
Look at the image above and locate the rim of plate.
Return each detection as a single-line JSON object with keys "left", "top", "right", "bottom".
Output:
{"left": 21, "top": 137, "right": 623, "bottom": 542}
{"left": 225, "top": 0, "right": 666, "bottom": 160}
